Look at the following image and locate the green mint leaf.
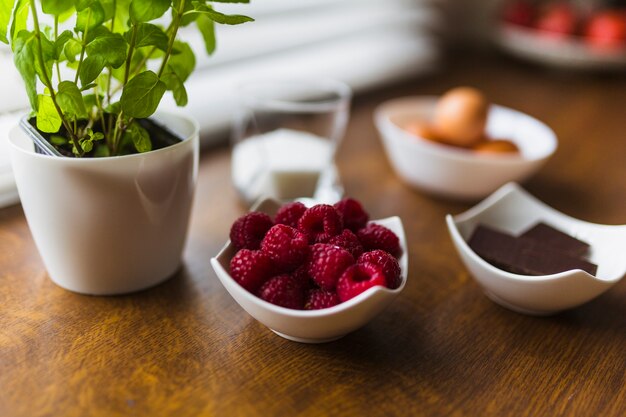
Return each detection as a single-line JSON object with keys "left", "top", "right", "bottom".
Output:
{"left": 12, "top": 30, "right": 37, "bottom": 110}
{"left": 85, "top": 25, "right": 111, "bottom": 43}
{"left": 106, "top": 101, "right": 121, "bottom": 114}
{"left": 41, "top": 0, "right": 73, "bottom": 15}
{"left": 57, "top": 81, "right": 88, "bottom": 119}
{"left": 129, "top": 0, "right": 171, "bottom": 23}
{"left": 111, "top": 47, "right": 144, "bottom": 82}
{"left": 80, "top": 82, "right": 98, "bottom": 91}
{"left": 0, "top": 0, "right": 14, "bottom": 44}
{"left": 94, "top": 143, "right": 110, "bottom": 157}
{"left": 9, "top": 0, "right": 29, "bottom": 45}
{"left": 75, "top": 1, "right": 105, "bottom": 32}
{"left": 53, "top": 30, "right": 73, "bottom": 59}
{"left": 177, "top": 1, "right": 197, "bottom": 27}
{"left": 208, "top": 0, "right": 250, "bottom": 3}
{"left": 80, "top": 139, "right": 93, "bottom": 152}
{"left": 86, "top": 32, "right": 127, "bottom": 68}
{"left": 79, "top": 54, "right": 105, "bottom": 85}
{"left": 161, "top": 70, "right": 187, "bottom": 106}
{"left": 167, "top": 40, "right": 195, "bottom": 81}
{"left": 124, "top": 121, "right": 151, "bottom": 153}
{"left": 196, "top": 14, "right": 215, "bottom": 55}
{"left": 36, "top": 94, "right": 62, "bottom": 133}
{"left": 63, "top": 37, "right": 82, "bottom": 62}
{"left": 191, "top": 2, "right": 253, "bottom": 24}
{"left": 50, "top": 135, "right": 68, "bottom": 146}
{"left": 126, "top": 22, "right": 168, "bottom": 51}
{"left": 120, "top": 70, "right": 166, "bottom": 118}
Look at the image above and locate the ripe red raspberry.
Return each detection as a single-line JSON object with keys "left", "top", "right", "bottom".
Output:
{"left": 357, "top": 223, "right": 401, "bottom": 257}
{"left": 260, "top": 224, "right": 309, "bottom": 272}
{"left": 307, "top": 243, "right": 354, "bottom": 290}
{"left": 336, "top": 263, "right": 386, "bottom": 302}
{"left": 298, "top": 204, "right": 343, "bottom": 243}
{"left": 258, "top": 274, "right": 305, "bottom": 309}
{"left": 304, "top": 289, "right": 340, "bottom": 310}
{"left": 328, "top": 229, "right": 364, "bottom": 259}
{"left": 334, "top": 198, "right": 369, "bottom": 232}
{"left": 291, "top": 265, "right": 314, "bottom": 290}
{"left": 230, "top": 249, "right": 274, "bottom": 293}
{"left": 274, "top": 202, "right": 307, "bottom": 228}
{"left": 229, "top": 212, "right": 274, "bottom": 250}
{"left": 358, "top": 250, "right": 402, "bottom": 289}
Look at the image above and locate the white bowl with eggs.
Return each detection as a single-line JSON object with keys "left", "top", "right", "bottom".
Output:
{"left": 374, "top": 94, "right": 558, "bottom": 200}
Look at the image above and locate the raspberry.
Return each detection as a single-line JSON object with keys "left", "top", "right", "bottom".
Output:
{"left": 230, "top": 249, "right": 274, "bottom": 293}
{"left": 274, "top": 202, "right": 307, "bottom": 228}
{"left": 328, "top": 229, "right": 364, "bottom": 259}
{"left": 229, "top": 212, "right": 274, "bottom": 251}
{"left": 260, "top": 224, "right": 309, "bottom": 272}
{"left": 291, "top": 265, "right": 314, "bottom": 290}
{"left": 307, "top": 243, "right": 354, "bottom": 290}
{"left": 258, "top": 274, "right": 304, "bottom": 309}
{"left": 336, "top": 263, "right": 386, "bottom": 302}
{"left": 357, "top": 223, "right": 401, "bottom": 257}
{"left": 297, "top": 204, "right": 343, "bottom": 243}
{"left": 334, "top": 198, "right": 369, "bottom": 232}
{"left": 304, "top": 289, "right": 340, "bottom": 310}
{"left": 358, "top": 250, "right": 402, "bottom": 289}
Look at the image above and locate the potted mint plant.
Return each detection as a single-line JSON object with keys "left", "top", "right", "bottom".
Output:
{"left": 2, "top": 0, "right": 252, "bottom": 294}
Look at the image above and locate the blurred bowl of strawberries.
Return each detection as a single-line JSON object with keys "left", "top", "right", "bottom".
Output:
{"left": 497, "top": 0, "right": 626, "bottom": 69}
{"left": 374, "top": 87, "right": 557, "bottom": 201}
{"left": 210, "top": 197, "right": 408, "bottom": 343}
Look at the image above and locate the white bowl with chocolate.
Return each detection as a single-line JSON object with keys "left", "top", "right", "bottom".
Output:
{"left": 446, "top": 183, "right": 626, "bottom": 315}
{"left": 374, "top": 88, "right": 558, "bottom": 200}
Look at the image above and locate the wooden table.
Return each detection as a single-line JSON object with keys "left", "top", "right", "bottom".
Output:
{"left": 1, "top": 52, "right": 625, "bottom": 417}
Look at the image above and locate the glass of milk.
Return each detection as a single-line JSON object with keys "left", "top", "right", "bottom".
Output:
{"left": 231, "top": 79, "right": 352, "bottom": 205}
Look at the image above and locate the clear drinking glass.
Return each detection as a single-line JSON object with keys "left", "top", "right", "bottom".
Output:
{"left": 231, "top": 79, "right": 352, "bottom": 205}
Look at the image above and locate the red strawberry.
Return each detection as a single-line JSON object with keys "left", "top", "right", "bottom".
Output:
{"left": 337, "top": 263, "right": 387, "bottom": 302}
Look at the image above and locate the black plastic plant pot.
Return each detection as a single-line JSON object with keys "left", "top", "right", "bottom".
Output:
{"left": 20, "top": 117, "right": 63, "bottom": 157}
{"left": 19, "top": 116, "right": 183, "bottom": 158}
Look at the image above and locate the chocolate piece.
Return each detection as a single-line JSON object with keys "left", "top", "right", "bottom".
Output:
{"left": 520, "top": 222, "right": 590, "bottom": 257}
{"left": 468, "top": 225, "right": 597, "bottom": 276}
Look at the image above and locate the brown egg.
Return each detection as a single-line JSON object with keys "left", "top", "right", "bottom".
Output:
{"left": 433, "top": 87, "right": 488, "bottom": 148}
{"left": 402, "top": 121, "right": 441, "bottom": 143}
{"left": 473, "top": 139, "right": 520, "bottom": 155}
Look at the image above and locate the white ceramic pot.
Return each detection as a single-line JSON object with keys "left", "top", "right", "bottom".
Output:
{"left": 9, "top": 111, "right": 199, "bottom": 295}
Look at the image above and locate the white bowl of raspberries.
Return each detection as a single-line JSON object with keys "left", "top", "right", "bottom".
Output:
{"left": 210, "top": 198, "right": 408, "bottom": 343}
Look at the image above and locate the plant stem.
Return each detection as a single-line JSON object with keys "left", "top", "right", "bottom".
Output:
{"left": 157, "top": 0, "right": 185, "bottom": 78}
{"left": 123, "top": 25, "right": 138, "bottom": 86}
{"left": 54, "top": 16, "right": 61, "bottom": 84}
{"left": 105, "top": 0, "right": 117, "bottom": 106}
{"left": 29, "top": 0, "right": 82, "bottom": 156}
{"left": 74, "top": 8, "right": 92, "bottom": 86}
{"left": 94, "top": 86, "right": 107, "bottom": 138}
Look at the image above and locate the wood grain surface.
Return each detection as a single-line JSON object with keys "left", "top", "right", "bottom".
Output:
{"left": 1, "top": 52, "right": 625, "bottom": 417}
